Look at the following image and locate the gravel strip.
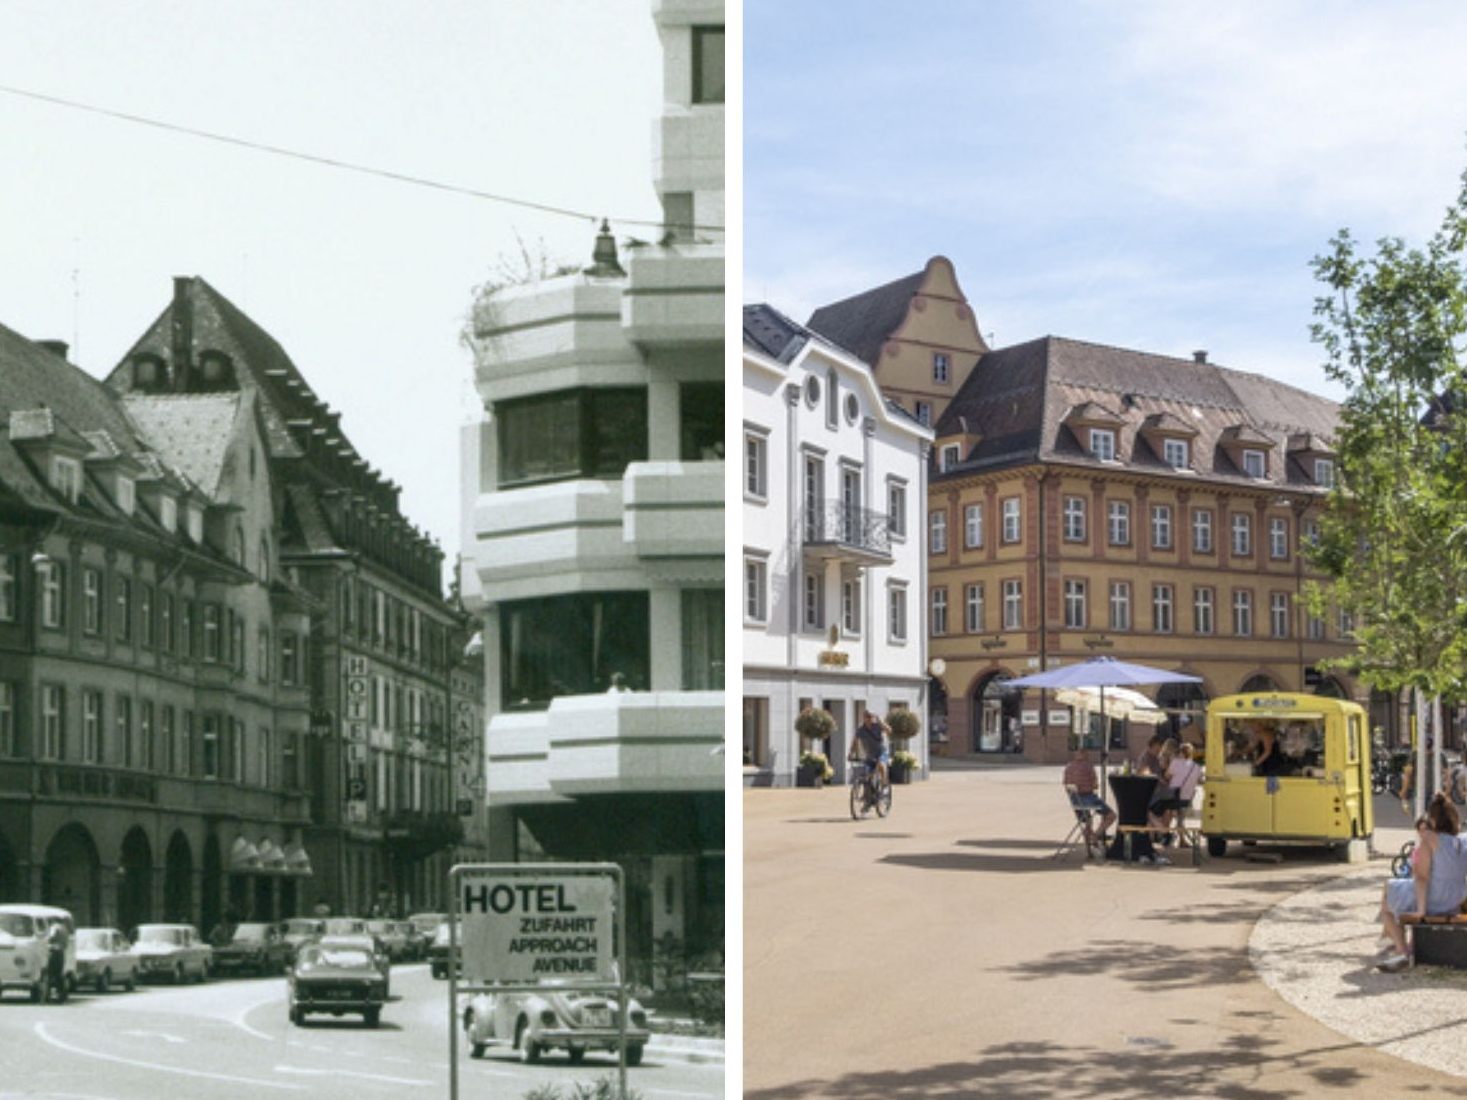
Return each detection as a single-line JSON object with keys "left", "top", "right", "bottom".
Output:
{"left": 1251, "top": 866, "right": 1467, "bottom": 1078}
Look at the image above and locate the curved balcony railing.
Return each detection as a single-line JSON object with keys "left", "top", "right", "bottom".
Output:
{"left": 801, "top": 502, "right": 892, "bottom": 561}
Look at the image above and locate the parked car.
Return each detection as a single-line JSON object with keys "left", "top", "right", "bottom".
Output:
{"left": 322, "top": 917, "right": 367, "bottom": 937}
{"left": 280, "top": 918, "right": 326, "bottom": 963}
{"left": 317, "top": 933, "right": 390, "bottom": 997}
{"left": 460, "top": 985, "right": 650, "bottom": 1065}
{"left": 428, "top": 920, "right": 459, "bottom": 979}
{"left": 213, "top": 922, "right": 292, "bottom": 977}
{"left": 400, "top": 920, "right": 429, "bottom": 961}
{"left": 131, "top": 924, "right": 211, "bottom": 984}
{"left": 366, "top": 919, "right": 410, "bottom": 963}
{"left": 0, "top": 904, "right": 77, "bottom": 1003}
{"left": 289, "top": 940, "right": 387, "bottom": 1027}
{"left": 75, "top": 927, "right": 138, "bottom": 992}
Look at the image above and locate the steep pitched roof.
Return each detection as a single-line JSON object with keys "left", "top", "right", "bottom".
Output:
{"left": 806, "top": 269, "right": 926, "bottom": 366}
{"left": 121, "top": 393, "right": 242, "bottom": 498}
{"left": 935, "top": 335, "right": 1341, "bottom": 490}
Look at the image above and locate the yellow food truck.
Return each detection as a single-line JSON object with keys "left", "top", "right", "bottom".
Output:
{"left": 1201, "top": 692, "right": 1372, "bottom": 858}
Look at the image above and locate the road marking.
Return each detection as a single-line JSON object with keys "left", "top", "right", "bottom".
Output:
{"left": 33, "top": 1022, "right": 306, "bottom": 1092}
{"left": 274, "top": 1065, "right": 434, "bottom": 1086}
{"left": 233, "top": 990, "right": 289, "bottom": 1040}
{"left": 121, "top": 1029, "right": 185, "bottom": 1044}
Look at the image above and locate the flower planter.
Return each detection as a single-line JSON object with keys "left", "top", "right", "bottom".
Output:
{"left": 889, "top": 762, "right": 912, "bottom": 785}
{"left": 795, "top": 764, "right": 823, "bottom": 789}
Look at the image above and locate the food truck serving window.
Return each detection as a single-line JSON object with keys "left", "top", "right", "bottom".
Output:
{"left": 1222, "top": 716, "right": 1327, "bottom": 776}
{"left": 1347, "top": 716, "right": 1360, "bottom": 764}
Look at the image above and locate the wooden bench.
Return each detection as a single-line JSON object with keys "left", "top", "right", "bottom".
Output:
{"left": 1401, "top": 912, "right": 1467, "bottom": 967}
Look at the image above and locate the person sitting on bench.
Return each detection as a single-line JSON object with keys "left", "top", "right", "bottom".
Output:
{"left": 1377, "top": 793, "right": 1467, "bottom": 972}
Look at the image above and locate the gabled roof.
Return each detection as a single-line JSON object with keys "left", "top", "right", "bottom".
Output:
{"left": 806, "top": 269, "right": 927, "bottom": 366}
{"left": 1141, "top": 411, "right": 1199, "bottom": 436}
{"left": 934, "top": 335, "right": 1341, "bottom": 489}
{"left": 742, "top": 304, "right": 808, "bottom": 364}
{"left": 1064, "top": 400, "right": 1125, "bottom": 424}
{"left": 121, "top": 393, "right": 243, "bottom": 498}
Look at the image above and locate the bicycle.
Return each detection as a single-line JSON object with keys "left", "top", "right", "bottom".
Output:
{"left": 848, "top": 757, "right": 892, "bottom": 820}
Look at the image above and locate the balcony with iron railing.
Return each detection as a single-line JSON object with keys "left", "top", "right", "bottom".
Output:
{"left": 801, "top": 502, "right": 893, "bottom": 565}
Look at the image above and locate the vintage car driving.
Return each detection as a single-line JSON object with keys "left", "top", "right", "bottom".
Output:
{"left": 289, "top": 941, "right": 387, "bottom": 1027}
{"left": 0, "top": 904, "right": 77, "bottom": 1003}
{"left": 428, "top": 920, "right": 459, "bottom": 979}
{"left": 131, "top": 923, "right": 211, "bottom": 984}
{"left": 460, "top": 985, "right": 650, "bottom": 1065}
{"left": 280, "top": 918, "right": 326, "bottom": 962}
{"left": 213, "top": 922, "right": 292, "bottom": 976}
{"left": 366, "top": 919, "right": 410, "bottom": 962}
{"left": 75, "top": 927, "right": 138, "bottom": 992}
{"left": 317, "top": 933, "right": 390, "bottom": 997}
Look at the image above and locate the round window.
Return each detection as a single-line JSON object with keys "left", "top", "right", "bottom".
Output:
{"left": 844, "top": 393, "right": 860, "bottom": 423}
{"left": 804, "top": 375, "right": 821, "bottom": 406}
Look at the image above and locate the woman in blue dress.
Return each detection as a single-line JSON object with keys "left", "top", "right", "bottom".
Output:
{"left": 1378, "top": 793, "right": 1467, "bottom": 972}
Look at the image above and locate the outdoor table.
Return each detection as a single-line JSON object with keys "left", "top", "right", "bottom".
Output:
{"left": 1106, "top": 773, "right": 1159, "bottom": 863}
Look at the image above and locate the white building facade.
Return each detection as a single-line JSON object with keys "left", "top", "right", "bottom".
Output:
{"left": 459, "top": 0, "right": 723, "bottom": 977}
{"left": 743, "top": 306, "right": 933, "bottom": 787}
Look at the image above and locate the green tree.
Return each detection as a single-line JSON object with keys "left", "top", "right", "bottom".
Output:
{"left": 1306, "top": 166, "right": 1467, "bottom": 699}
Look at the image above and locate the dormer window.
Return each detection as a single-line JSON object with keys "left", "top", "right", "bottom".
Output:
{"left": 940, "top": 444, "right": 960, "bottom": 472}
{"left": 116, "top": 476, "right": 135, "bottom": 515}
{"left": 1163, "top": 438, "right": 1189, "bottom": 469}
{"left": 1242, "top": 449, "right": 1266, "bottom": 478}
{"left": 186, "top": 506, "right": 204, "bottom": 544}
{"left": 1089, "top": 429, "right": 1117, "bottom": 462}
{"left": 50, "top": 456, "right": 82, "bottom": 503}
{"left": 1314, "top": 458, "right": 1335, "bottom": 488}
{"left": 160, "top": 495, "right": 178, "bottom": 533}
{"left": 915, "top": 401, "right": 932, "bottom": 427}
{"left": 232, "top": 527, "right": 246, "bottom": 567}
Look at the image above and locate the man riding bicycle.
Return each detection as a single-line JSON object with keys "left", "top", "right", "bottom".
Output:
{"left": 849, "top": 711, "right": 891, "bottom": 788}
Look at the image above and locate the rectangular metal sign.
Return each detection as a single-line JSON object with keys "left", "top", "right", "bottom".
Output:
{"left": 458, "top": 872, "right": 615, "bottom": 984}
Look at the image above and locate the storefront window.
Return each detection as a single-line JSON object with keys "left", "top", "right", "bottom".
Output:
{"left": 498, "top": 388, "right": 648, "bottom": 486}
{"left": 501, "top": 591, "right": 650, "bottom": 709}
{"left": 680, "top": 382, "right": 724, "bottom": 461}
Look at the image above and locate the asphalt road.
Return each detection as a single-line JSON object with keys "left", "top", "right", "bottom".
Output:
{"left": 745, "top": 763, "right": 1451, "bottom": 1100}
{"left": 0, "top": 962, "right": 722, "bottom": 1100}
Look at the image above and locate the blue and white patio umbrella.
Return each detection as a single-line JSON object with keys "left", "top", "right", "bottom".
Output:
{"left": 1008, "top": 657, "right": 1203, "bottom": 774}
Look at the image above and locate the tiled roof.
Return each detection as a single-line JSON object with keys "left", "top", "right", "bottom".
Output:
{"left": 742, "top": 304, "right": 809, "bottom": 363}
{"left": 806, "top": 269, "right": 926, "bottom": 366}
{"left": 935, "top": 335, "right": 1341, "bottom": 491}
{"left": 121, "top": 394, "right": 241, "bottom": 497}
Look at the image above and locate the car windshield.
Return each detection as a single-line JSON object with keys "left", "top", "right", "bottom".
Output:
{"left": 233, "top": 924, "right": 269, "bottom": 942}
{"left": 366, "top": 920, "right": 390, "bottom": 934}
{"left": 325, "top": 920, "right": 363, "bottom": 934}
{"left": 301, "top": 947, "right": 371, "bottom": 969}
{"left": 138, "top": 928, "right": 184, "bottom": 945}
{"left": 284, "top": 920, "right": 322, "bottom": 934}
{"left": 76, "top": 929, "right": 109, "bottom": 949}
{"left": 0, "top": 914, "right": 35, "bottom": 937}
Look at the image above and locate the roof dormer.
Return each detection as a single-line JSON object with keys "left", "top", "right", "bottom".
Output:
{"left": 1219, "top": 424, "right": 1276, "bottom": 480}
{"left": 1287, "top": 432, "right": 1336, "bottom": 489}
{"left": 8, "top": 407, "right": 92, "bottom": 505}
{"left": 1139, "top": 411, "right": 1200, "bottom": 471}
{"left": 1063, "top": 401, "right": 1125, "bottom": 461}
{"left": 935, "top": 416, "right": 981, "bottom": 474}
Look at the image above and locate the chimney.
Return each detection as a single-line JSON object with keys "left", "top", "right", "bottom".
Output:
{"left": 1192, "top": 350, "right": 1208, "bottom": 364}
{"left": 36, "top": 340, "right": 69, "bottom": 360}
{"left": 170, "top": 276, "right": 194, "bottom": 391}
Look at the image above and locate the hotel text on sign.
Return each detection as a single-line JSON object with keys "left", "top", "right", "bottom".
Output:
{"left": 459, "top": 874, "right": 615, "bottom": 984}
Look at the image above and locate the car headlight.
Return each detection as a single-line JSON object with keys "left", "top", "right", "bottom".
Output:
{"left": 540, "top": 1009, "right": 557, "bottom": 1027}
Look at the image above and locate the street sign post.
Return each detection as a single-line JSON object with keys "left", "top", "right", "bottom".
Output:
{"left": 448, "top": 863, "right": 627, "bottom": 1100}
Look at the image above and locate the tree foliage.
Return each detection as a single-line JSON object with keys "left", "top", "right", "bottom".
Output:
{"left": 1306, "top": 164, "right": 1467, "bottom": 698}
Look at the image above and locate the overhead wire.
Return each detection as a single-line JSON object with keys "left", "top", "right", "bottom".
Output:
{"left": 0, "top": 82, "right": 724, "bottom": 235}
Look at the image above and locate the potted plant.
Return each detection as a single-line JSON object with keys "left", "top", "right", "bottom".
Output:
{"left": 797, "top": 750, "right": 834, "bottom": 788}
{"left": 890, "top": 749, "right": 921, "bottom": 785}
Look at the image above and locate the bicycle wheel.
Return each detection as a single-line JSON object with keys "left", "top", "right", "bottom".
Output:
{"left": 850, "top": 778, "right": 870, "bottom": 819}
{"left": 875, "top": 779, "right": 892, "bottom": 818}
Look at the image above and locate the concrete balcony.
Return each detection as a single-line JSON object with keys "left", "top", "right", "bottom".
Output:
{"left": 651, "top": 109, "right": 724, "bottom": 208}
{"left": 622, "top": 243, "right": 723, "bottom": 349}
{"left": 623, "top": 460, "right": 724, "bottom": 558}
{"left": 469, "top": 479, "right": 636, "bottom": 598}
{"left": 485, "top": 690, "right": 723, "bottom": 804}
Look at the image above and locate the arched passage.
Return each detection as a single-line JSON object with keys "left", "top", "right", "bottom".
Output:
{"left": 0, "top": 829, "right": 21, "bottom": 903}
{"left": 118, "top": 827, "right": 153, "bottom": 932}
{"left": 201, "top": 834, "right": 223, "bottom": 936}
{"left": 1313, "top": 676, "right": 1348, "bottom": 700}
{"left": 971, "top": 671, "right": 1022, "bottom": 754}
{"left": 43, "top": 823, "right": 101, "bottom": 926}
{"left": 1239, "top": 673, "right": 1283, "bottom": 694}
{"left": 163, "top": 831, "right": 193, "bottom": 923}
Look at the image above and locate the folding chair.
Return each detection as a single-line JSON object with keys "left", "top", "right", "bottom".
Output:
{"left": 1053, "top": 784, "right": 1107, "bottom": 861}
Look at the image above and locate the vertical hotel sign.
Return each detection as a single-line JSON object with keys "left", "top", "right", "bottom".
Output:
{"left": 344, "top": 655, "right": 370, "bottom": 822}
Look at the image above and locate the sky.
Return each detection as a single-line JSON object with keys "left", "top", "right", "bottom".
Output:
{"left": 0, "top": 0, "right": 661, "bottom": 568}
{"left": 745, "top": 0, "right": 1467, "bottom": 402}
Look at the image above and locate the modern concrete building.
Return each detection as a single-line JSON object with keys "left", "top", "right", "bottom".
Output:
{"left": 0, "top": 324, "right": 314, "bottom": 931}
{"left": 458, "top": 0, "right": 723, "bottom": 977}
{"left": 742, "top": 306, "right": 934, "bottom": 786}
{"left": 809, "top": 258, "right": 1364, "bottom": 765}
{"left": 106, "top": 277, "right": 485, "bottom": 916}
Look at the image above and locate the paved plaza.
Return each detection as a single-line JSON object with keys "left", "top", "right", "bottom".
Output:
{"left": 745, "top": 762, "right": 1455, "bottom": 1099}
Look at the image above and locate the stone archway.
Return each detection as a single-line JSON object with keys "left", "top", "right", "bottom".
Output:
{"left": 1240, "top": 673, "right": 1283, "bottom": 694}
{"left": 163, "top": 831, "right": 193, "bottom": 923}
{"left": 43, "top": 823, "right": 101, "bottom": 926}
{"left": 971, "top": 671, "right": 1022, "bottom": 754}
{"left": 118, "top": 827, "right": 154, "bottom": 932}
{"left": 928, "top": 677, "right": 949, "bottom": 746}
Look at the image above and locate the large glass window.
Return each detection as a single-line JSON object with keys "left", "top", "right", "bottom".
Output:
{"left": 692, "top": 25, "right": 725, "bottom": 105}
{"left": 0, "top": 555, "right": 15, "bottom": 621}
{"left": 0, "top": 682, "right": 13, "bottom": 757}
{"left": 501, "top": 591, "right": 650, "bottom": 709}
{"left": 681, "top": 588, "right": 724, "bottom": 690}
{"left": 497, "top": 388, "right": 647, "bottom": 486}
{"left": 680, "top": 383, "right": 723, "bottom": 461}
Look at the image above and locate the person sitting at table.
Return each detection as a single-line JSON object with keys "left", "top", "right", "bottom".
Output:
{"left": 1062, "top": 747, "right": 1116, "bottom": 843}
{"left": 1136, "top": 734, "right": 1166, "bottom": 777}
{"left": 1150, "top": 743, "right": 1204, "bottom": 838}
{"left": 1376, "top": 793, "right": 1467, "bottom": 972}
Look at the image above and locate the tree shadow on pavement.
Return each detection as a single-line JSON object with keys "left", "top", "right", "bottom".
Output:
{"left": 743, "top": 1029, "right": 1412, "bottom": 1100}
{"left": 956, "top": 838, "right": 1072, "bottom": 851}
{"left": 879, "top": 851, "right": 1085, "bottom": 875}
{"left": 995, "top": 939, "right": 1254, "bottom": 992}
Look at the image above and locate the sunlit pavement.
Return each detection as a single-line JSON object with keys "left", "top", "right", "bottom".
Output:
{"left": 0, "top": 962, "right": 722, "bottom": 1100}
{"left": 745, "top": 765, "right": 1447, "bottom": 1099}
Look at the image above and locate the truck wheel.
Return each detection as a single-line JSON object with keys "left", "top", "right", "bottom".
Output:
{"left": 470, "top": 1041, "right": 486, "bottom": 1059}
{"left": 567, "top": 1046, "right": 586, "bottom": 1064}
{"left": 1206, "top": 836, "right": 1227, "bottom": 858}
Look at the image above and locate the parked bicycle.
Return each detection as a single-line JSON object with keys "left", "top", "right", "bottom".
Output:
{"left": 848, "top": 757, "right": 892, "bottom": 820}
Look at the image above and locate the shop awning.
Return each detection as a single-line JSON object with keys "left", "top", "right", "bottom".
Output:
{"left": 256, "top": 838, "right": 287, "bottom": 874}
{"left": 283, "top": 842, "right": 313, "bottom": 877}
{"left": 228, "top": 837, "right": 261, "bottom": 872}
